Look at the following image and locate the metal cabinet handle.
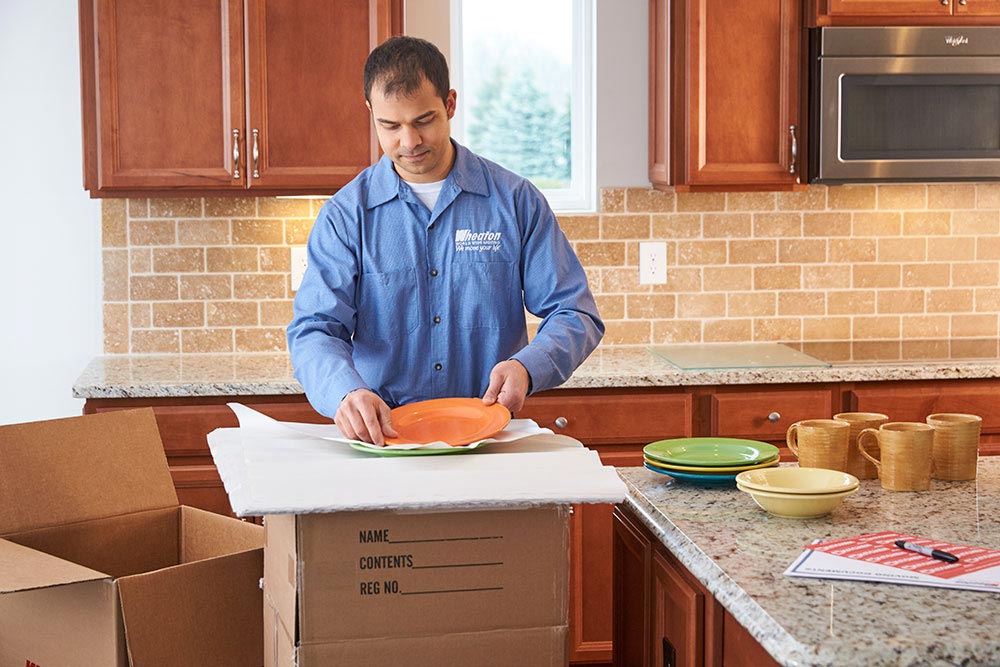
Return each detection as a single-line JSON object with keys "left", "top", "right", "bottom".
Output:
{"left": 252, "top": 128, "right": 260, "bottom": 179}
{"left": 554, "top": 417, "right": 568, "bottom": 429}
{"left": 232, "top": 129, "right": 241, "bottom": 179}
{"left": 789, "top": 125, "right": 798, "bottom": 175}
{"left": 768, "top": 412, "right": 781, "bottom": 423}
{"left": 941, "top": 0, "right": 949, "bottom": 5}
{"left": 959, "top": 0, "right": 966, "bottom": 5}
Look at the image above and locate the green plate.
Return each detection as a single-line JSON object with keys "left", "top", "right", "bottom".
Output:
{"left": 348, "top": 440, "right": 492, "bottom": 457}
{"left": 643, "top": 438, "right": 779, "bottom": 467}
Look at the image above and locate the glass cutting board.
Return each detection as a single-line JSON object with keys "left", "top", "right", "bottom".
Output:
{"left": 648, "top": 343, "right": 829, "bottom": 370}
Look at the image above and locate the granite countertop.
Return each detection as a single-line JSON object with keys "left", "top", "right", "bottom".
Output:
{"left": 73, "top": 344, "right": 1000, "bottom": 399}
{"left": 619, "top": 459, "right": 1000, "bottom": 667}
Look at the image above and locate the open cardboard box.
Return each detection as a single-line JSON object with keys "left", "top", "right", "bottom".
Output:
{"left": 262, "top": 506, "right": 569, "bottom": 667}
{"left": 0, "top": 409, "right": 264, "bottom": 667}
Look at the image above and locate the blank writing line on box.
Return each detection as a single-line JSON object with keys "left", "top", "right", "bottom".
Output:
{"left": 389, "top": 535, "right": 503, "bottom": 544}
{"left": 412, "top": 561, "right": 503, "bottom": 570}
{"left": 401, "top": 586, "right": 504, "bottom": 596}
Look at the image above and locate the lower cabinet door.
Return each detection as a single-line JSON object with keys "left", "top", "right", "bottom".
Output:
{"left": 651, "top": 550, "right": 705, "bottom": 667}
{"left": 169, "top": 465, "right": 235, "bottom": 517}
{"left": 612, "top": 508, "right": 650, "bottom": 667}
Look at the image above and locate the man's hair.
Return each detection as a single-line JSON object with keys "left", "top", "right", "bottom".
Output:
{"left": 364, "top": 36, "right": 450, "bottom": 105}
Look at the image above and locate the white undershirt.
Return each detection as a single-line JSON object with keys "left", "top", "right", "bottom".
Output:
{"left": 408, "top": 179, "right": 446, "bottom": 212}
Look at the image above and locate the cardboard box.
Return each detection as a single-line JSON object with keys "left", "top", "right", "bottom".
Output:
{"left": 262, "top": 505, "right": 570, "bottom": 667}
{"left": 0, "top": 409, "right": 265, "bottom": 667}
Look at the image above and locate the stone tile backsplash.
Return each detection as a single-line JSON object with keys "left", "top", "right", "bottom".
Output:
{"left": 102, "top": 184, "right": 1000, "bottom": 356}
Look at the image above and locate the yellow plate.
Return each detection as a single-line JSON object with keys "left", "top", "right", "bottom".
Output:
{"left": 643, "top": 455, "right": 780, "bottom": 474}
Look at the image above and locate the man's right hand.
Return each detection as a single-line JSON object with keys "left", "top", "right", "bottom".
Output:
{"left": 335, "top": 388, "right": 398, "bottom": 446}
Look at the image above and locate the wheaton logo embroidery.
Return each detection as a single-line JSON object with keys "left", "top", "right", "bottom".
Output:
{"left": 454, "top": 229, "right": 502, "bottom": 253}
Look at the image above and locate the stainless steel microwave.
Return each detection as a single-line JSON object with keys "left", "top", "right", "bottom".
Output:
{"left": 810, "top": 26, "right": 1000, "bottom": 183}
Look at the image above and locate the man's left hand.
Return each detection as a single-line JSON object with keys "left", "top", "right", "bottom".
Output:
{"left": 482, "top": 360, "right": 530, "bottom": 412}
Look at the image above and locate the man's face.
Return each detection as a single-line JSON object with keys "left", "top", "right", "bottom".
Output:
{"left": 367, "top": 77, "right": 457, "bottom": 184}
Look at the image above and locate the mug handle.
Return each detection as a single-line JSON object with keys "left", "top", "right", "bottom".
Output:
{"left": 857, "top": 428, "right": 881, "bottom": 473}
{"left": 786, "top": 423, "right": 800, "bottom": 459}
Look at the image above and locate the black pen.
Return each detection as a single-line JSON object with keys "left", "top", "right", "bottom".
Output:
{"left": 894, "top": 539, "right": 959, "bottom": 564}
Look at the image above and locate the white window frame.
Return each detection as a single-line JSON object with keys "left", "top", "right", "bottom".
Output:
{"left": 449, "top": 0, "right": 595, "bottom": 213}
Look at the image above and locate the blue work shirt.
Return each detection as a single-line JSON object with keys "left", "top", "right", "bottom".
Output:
{"left": 287, "top": 141, "right": 604, "bottom": 417}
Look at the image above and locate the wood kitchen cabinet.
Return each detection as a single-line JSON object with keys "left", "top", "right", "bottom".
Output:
{"left": 78, "top": 0, "right": 402, "bottom": 196}
{"left": 519, "top": 389, "right": 696, "bottom": 666}
{"left": 811, "top": 0, "right": 1000, "bottom": 25}
{"left": 846, "top": 378, "right": 1000, "bottom": 455}
{"left": 612, "top": 505, "right": 780, "bottom": 667}
{"left": 650, "top": 0, "right": 806, "bottom": 191}
{"left": 708, "top": 384, "right": 840, "bottom": 460}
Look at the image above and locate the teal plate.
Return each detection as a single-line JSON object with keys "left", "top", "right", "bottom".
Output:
{"left": 348, "top": 440, "right": 492, "bottom": 457}
{"left": 644, "top": 437, "right": 779, "bottom": 467}
{"left": 643, "top": 462, "right": 738, "bottom": 487}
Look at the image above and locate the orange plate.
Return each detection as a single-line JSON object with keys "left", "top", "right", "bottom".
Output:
{"left": 384, "top": 397, "right": 512, "bottom": 446}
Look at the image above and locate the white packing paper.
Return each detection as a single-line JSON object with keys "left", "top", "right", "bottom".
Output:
{"left": 207, "top": 403, "right": 628, "bottom": 516}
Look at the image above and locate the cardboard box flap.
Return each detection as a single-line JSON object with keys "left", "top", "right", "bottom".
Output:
{"left": 0, "top": 538, "right": 109, "bottom": 594}
{"left": 117, "top": 549, "right": 263, "bottom": 665}
{"left": 0, "top": 409, "right": 179, "bottom": 535}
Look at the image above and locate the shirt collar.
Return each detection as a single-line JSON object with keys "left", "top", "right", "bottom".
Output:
{"left": 365, "top": 140, "right": 489, "bottom": 210}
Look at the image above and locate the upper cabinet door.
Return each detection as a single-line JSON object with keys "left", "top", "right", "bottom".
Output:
{"left": 826, "top": 0, "right": 952, "bottom": 16}
{"left": 668, "top": 0, "right": 803, "bottom": 190}
{"left": 813, "top": 0, "right": 1000, "bottom": 22}
{"left": 80, "top": 0, "right": 402, "bottom": 196}
{"left": 244, "top": 0, "right": 395, "bottom": 190}
{"left": 88, "top": 0, "right": 246, "bottom": 190}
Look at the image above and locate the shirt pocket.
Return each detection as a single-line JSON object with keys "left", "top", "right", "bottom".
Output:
{"left": 356, "top": 268, "right": 421, "bottom": 341}
{"left": 451, "top": 260, "right": 516, "bottom": 330}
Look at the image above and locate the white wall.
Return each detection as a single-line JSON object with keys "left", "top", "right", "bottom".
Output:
{"left": 0, "top": 4, "right": 102, "bottom": 424}
{"left": 404, "top": 0, "right": 649, "bottom": 193}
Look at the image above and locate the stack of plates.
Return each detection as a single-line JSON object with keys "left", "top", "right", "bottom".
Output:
{"left": 642, "top": 437, "right": 781, "bottom": 487}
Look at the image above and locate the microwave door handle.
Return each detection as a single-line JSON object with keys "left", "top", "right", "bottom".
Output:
{"left": 789, "top": 125, "right": 798, "bottom": 175}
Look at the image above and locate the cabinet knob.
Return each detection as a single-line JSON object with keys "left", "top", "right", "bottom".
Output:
{"left": 959, "top": 0, "right": 967, "bottom": 4}
{"left": 767, "top": 411, "right": 781, "bottom": 423}
{"left": 941, "top": 0, "right": 949, "bottom": 5}
{"left": 554, "top": 417, "right": 568, "bottom": 429}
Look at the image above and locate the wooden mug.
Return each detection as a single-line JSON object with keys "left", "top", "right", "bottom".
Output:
{"left": 833, "top": 412, "right": 889, "bottom": 480}
{"left": 926, "top": 413, "right": 981, "bottom": 481}
{"left": 858, "top": 422, "right": 934, "bottom": 491}
{"left": 786, "top": 419, "right": 851, "bottom": 472}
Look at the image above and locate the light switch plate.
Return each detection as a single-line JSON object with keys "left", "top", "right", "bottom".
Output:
{"left": 291, "top": 246, "right": 308, "bottom": 292}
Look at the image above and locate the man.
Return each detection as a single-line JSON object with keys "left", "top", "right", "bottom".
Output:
{"left": 287, "top": 36, "right": 603, "bottom": 445}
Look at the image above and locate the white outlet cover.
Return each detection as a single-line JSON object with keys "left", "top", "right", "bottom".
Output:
{"left": 639, "top": 241, "right": 667, "bottom": 285}
{"left": 291, "top": 246, "right": 308, "bottom": 292}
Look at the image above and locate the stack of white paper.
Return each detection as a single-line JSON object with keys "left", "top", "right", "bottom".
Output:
{"left": 207, "top": 403, "right": 628, "bottom": 516}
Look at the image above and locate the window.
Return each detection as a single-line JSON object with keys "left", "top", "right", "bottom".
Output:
{"left": 451, "top": 0, "right": 594, "bottom": 212}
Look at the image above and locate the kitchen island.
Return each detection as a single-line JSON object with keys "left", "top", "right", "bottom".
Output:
{"left": 72, "top": 346, "right": 1000, "bottom": 666}
{"left": 615, "top": 459, "right": 1000, "bottom": 667}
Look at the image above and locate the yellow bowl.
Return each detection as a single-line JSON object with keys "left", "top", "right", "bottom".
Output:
{"left": 736, "top": 483, "right": 858, "bottom": 519}
{"left": 735, "top": 466, "right": 859, "bottom": 495}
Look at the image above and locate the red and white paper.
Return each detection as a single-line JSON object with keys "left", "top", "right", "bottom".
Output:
{"left": 785, "top": 531, "right": 1000, "bottom": 593}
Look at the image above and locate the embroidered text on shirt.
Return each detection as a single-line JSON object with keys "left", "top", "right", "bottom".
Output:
{"left": 454, "top": 229, "right": 502, "bottom": 253}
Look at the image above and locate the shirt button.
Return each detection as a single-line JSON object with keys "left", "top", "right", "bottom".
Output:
{"left": 430, "top": 269, "right": 438, "bottom": 277}
{"left": 433, "top": 316, "right": 441, "bottom": 324}
{"left": 434, "top": 363, "right": 443, "bottom": 371}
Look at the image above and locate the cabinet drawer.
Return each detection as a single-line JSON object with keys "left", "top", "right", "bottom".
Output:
{"left": 711, "top": 389, "right": 835, "bottom": 440}
{"left": 90, "top": 399, "right": 330, "bottom": 458}
{"left": 519, "top": 392, "right": 693, "bottom": 445}
{"left": 849, "top": 382, "right": 1000, "bottom": 433}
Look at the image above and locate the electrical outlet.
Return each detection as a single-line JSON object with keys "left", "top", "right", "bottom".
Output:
{"left": 639, "top": 241, "right": 667, "bottom": 285}
{"left": 291, "top": 246, "right": 308, "bottom": 292}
